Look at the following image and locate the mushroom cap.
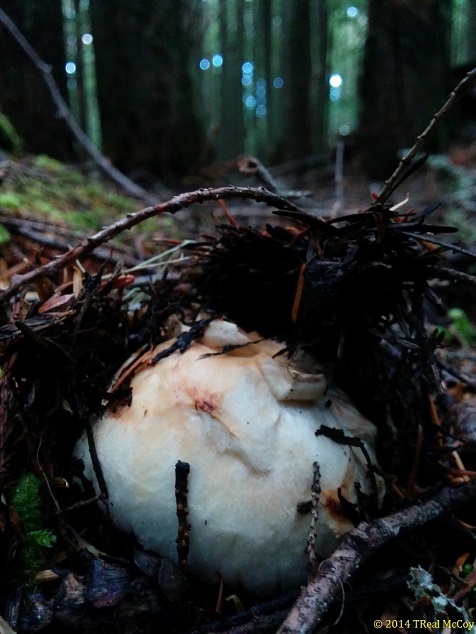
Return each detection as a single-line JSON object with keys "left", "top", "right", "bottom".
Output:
{"left": 74, "top": 319, "right": 383, "bottom": 595}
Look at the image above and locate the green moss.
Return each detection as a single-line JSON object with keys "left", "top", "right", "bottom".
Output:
{"left": 0, "top": 113, "right": 23, "bottom": 154}
{"left": 0, "top": 192, "right": 21, "bottom": 211}
{"left": 0, "top": 156, "right": 148, "bottom": 233}
{"left": 10, "top": 473, "right": 57, "bottom": 587}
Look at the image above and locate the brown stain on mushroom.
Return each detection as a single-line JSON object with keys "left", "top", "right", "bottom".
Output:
{"left": 321, "top": 491, "right": 349, "bottom": 521}
{"left": 194, "top": 398, "right": 216, "bottom": 413}
{"left": 184, "top": 385, "right": 221, "bottom": 416}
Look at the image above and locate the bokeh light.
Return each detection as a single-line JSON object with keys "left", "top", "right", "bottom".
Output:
{"left": 329, "top": 73, "right": 343, "bottom": 88}
{"left": 244, "top": 95, "right": 257, "bottom": 110}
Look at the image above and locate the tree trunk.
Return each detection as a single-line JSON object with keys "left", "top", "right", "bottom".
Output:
{"left": 467, "top": 0, "right": 476, "bottom": 62}
{"left": 217, "top": 0, "right": 245, "bottom": 160}
{"left": 310, "top": 0, "right": 329, "bottom": 152}
{"left": 0, "top": 0, "right": 75, "bottom": 159}
{"left": 281, "top": 0, "right": 312, "bottom": 161}
{"left": 252, "top": 0, "right": 272, "bottom": 161}
{"left": 358, "top": 0, "right": 452, "bottom": 180}
{"left": 90, "top": 0, "right": 204, "bottom": 180}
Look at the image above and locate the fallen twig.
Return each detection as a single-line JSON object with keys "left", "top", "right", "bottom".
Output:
{"left": 278, "top": 478, "right": 476, "bottom": 634}
{"left": 428, "top": 265, "right": 476, "bottom": 286}
{"left": 0, "top": 7, "right": 157, "bottom": 205}
{"left": 0, "top": 186, "right": 300, "bottom": 304}
{"left": 376, "top": 65, "right": 476, "bottom": 205}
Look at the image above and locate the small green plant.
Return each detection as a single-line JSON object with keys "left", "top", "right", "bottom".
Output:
{"left": 436, "top": 307, "right": 475, "bottom": 347}
{"left": 10, "top": 473, "right": 56, "bottom": 587}
{"left": 447, "top": 307, "right": 475, "bottom": 347}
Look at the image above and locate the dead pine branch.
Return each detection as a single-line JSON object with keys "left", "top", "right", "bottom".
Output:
{"left": 278, "top": 478, "right": 476, "bottom": 634}
{"left": 0, "top": 7, "right": 157, "bottom": 206}
{"left": 376, "top": 65, "right": 476, "bottom": 205}
{"left": 0, "top": 186, "right": 301, "bottom": 304}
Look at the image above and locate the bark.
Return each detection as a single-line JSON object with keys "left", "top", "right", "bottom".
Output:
{"left": 467, "top": 0, "right": 476, "bottom": 63}
{"left": 252, "top": 0, "right": 272, "bottom": 160}
{"left": 218, "top": 0, "right": 245, "bottom": 160}
{"left": 282, "top": 0, "right": 312, "bottom": 161}
{"left": 310, "top": 0, "right": 329, "bottom": 152}
{"left": 90, "top": 0, "right": 204, "bottom": 179}
{"left": 359, "top": 0, "right": 452, "bottom": 180}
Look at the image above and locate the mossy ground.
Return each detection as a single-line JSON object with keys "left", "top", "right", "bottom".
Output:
{"left": 0, "top": 154, "right": 178, "bottom": 243}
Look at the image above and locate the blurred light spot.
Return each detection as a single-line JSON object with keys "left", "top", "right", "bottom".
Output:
{"left": 330, "top": 87, "right": 341, "bottom": 101}
{"left": 212, "top": 54, "right": 223, "bottom": 68}
{"left": 256, "top": 96, "right": 266, "bottom": 107}
{"left": 245, "top": 95, "right": 256, "bottom": 109}
{"left": 329, "top": 74, "right": 343, "bottom": 88}
{"left": 65, "top": 8, "right": 75, "bottom": 19}
{"left": 272, "top": 16, "right": 282, "bottom": 28}
{"left": 65, "top": 62, "right": 76, "bottom": 75}
{"left": 256, "top": 81, "right": 266, "bottom": 98}
{"left": 339, "top": 125, "right": 351, "bottom": 136}
{"left": 242, "top": 61, "right": 254, "bottom": 74}
{"left": 82, "top": 33, "right": 93, "bottom": 45}
{"left": 199, "top": 58, "right": 211, "bottom": 70}
{"left": 241, "top": 76, "right": 252, "bottom": 86}
{"left": 347, "top": 6, "right": 359, "bottom": 18}
{"left": 256, "top": 105, "right": 267, "bottom": 118}
{"left": 273, "top": 76, "right": 284, "bottom": 88}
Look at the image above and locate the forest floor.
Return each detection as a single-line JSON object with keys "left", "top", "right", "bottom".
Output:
{"left": 1, "top": 146, "right": 475, "bottom": 251}
{"left": 2, "top": 148, "right": 476, "bottom": 633}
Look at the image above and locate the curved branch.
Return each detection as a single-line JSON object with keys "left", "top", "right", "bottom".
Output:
{"left": 0, "top": 186, "right": 299, "bottom": 304}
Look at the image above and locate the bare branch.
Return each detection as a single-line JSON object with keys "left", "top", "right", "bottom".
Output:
{"left": 0, "top": 186, "right": 299, "bottom": 304}
{"left": 278, "top": 479, "right": 476, "bottom": 634}
{"left": 428, "top": 265, "right": 476, "bottom": 286}
{"left": 375, "top": 66, "right": 476, "bottom": 205}
{"left": 0, "top": 7, "right": 157, "bottom": 205}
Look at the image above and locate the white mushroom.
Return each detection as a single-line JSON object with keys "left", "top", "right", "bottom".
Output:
{"left": 74, "top": 318, "right": 384, "bottom": 595}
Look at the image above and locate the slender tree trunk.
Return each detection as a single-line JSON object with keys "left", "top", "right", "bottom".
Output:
{"left": 252, "top": 0, "right": 272, "bottom": 160}
{"left": 310, "top": 0, "right": 329, "bottom": 152}
{"left": 358, "top": 0, "right": 452, "bottom": 180}
{"left": 218, "top": 0, "right": 245, "bottom": 160}
{"left": 281, "top": 0, "right": 312, "bottom": 161}
{"left": 467, "top": 0, "right": 476, "bottom": 62}
{"left": 268, "top": 0, "right": 285, "bottom": 162}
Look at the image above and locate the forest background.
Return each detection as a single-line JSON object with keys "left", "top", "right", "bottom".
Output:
{"left": 0, "top": 0, "right": 475, "bottom": 194}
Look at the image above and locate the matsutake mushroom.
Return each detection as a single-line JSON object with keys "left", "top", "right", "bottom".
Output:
{"left": 74, "top": 318, "right": 384, "bottom": 595}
